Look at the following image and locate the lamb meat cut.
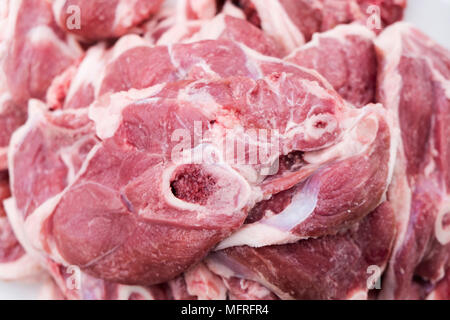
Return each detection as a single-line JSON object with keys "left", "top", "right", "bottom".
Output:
{"left": 0, "top": 171, "right": 41, "bottom": 280}
{"left": 207, "top": 202, "right": 396, "bottom": 300}
{"left": 48, "top": 37, "right": 294, "bottom": 111}
{"left": 375, "top": 22, "right": 450, "bottom": 299}
{"left": 217, "top": 102, "right": 395, "bottom": 249}
{"left": 286, "top": 23, "right": 377, "bottom": 108}
{"left": 233, "top": 0, "right": 406, "bottom": 54}
{"left": 0, "top": 0, "right": 82, "bottom": 169}
{"left": 4, "top": 0, "right": 450, "bottom": 302}
{"left": 52, "top": 0, "right": 164, "bottom": 42}
{"left": 3, "top": 0, "right": 82, "bottom": 106}
{"left": 7, "top": 36, "right": 396, "bottom": 286}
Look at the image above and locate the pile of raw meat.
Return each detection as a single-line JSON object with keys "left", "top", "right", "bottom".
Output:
{"left": 0, "top": 0, "right": 449, "bottom": 300}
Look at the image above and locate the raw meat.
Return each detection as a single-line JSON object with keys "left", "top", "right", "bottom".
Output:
{"left": 52, "top": 0, "right": 164, "bottom": 41}
{"left": 3, "top": 0, "right": 450, "bottom": 302}
{"left": 7, "top": 39, "right": 396, "bottom": 286}
{"left": 3, "top": 0, "right": 82, "bottom": 106}
{"left": 427, "top": 268, "right": 450, "bottom": 300}
{"left": 217, "top": 102, "right": 396, "bottom": 249}
{"left": 286, "top": 23, "right": 377, "bottom": 108}
{"left": 233, "top": 0, "right": 406, "bottom": 53}
{"left": 375, "top": 22, "right": 450, "bottom": 299}
{"left": 49, "top": 37, "right": 291, "bottom": 111}
{"left": 0, "top": 0, "right": 82, "bottom": 169}
{"left": 47, "top": 261, "right": 167, "bottom": 300}
{"left": 0, "top": 171, "right": 41, "bottom": 280}
{"left": 208, "top": 203, "right": 396, "bottom": 299}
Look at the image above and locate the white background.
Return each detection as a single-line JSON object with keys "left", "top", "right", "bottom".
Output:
{"left": 0, "top": 0, "right": 449, "bottom": 300}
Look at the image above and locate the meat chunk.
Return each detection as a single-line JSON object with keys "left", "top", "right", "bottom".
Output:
{"left": 375, "top": 22, "right": 450, "bottom": 300}
{"left": 52, "top": 0, "right": 164, "bottom": 41}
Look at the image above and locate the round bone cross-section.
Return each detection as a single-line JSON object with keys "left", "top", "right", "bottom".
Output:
{"left": 50, "top": 95, "right": 251, "bottom": 285}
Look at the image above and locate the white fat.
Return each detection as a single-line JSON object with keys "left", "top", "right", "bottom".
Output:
{"left": 0, "top": 249, "right": 42, "bottom": 281}
{"left": 116, "top": 285, "right": 155, "bottom": 300}
{"left": 205, "top": 256, "right": 236, "bottom": 279}
{"left": 216, "top": 179, "right": 318, "bottom": 250}
{"left": 51, "top": 0, "right": 66, "bottom": 28}
{"left": 374, "top": 23, "right": 405, "bottom": 118}
{"left": 185, "top": 14, "right": 226, "bottom": 43}
{"left": 157, "top": 21, "right": 201, "bottom": 45}
{"left": 111, "top": 34, "right": 152, "bottom": 61}
{"left": 221, "top": 1, "right": 246, "bottom": 19}
{"left": 264, "top": 181, "right": 319, "bottom": 231}
{"left": 113, "top": 0, "right": 141, "bottom": 31}
{"left": 347, "top": 289, "right": 368, "bottom": 300}
{"left": 0, "top": 216, "right": 42, "bottom": 281}
{"left": 27, "top": 25, "right": 82, "bottom": 59}
{"left": 216, "top": 223, "right": 301, "bottom": 250}
{"left": 435, "top": 195, "right": 450, "bottom": 245}
{"left": 65, "top": 43, "right": 107, "bottom": 104}
{"left": 251, "top": 0, "right": 304, "bottom": 53}
{"left": 88, "top": 84, "right": 164, "bottom": 140}
{"left": 4, "top": 0, "right": 21, "bottom": 42}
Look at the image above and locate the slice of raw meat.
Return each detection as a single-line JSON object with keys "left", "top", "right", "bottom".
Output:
{"left": 7, "top": 30, "right": 395, "bottom": 294}
{"left": 217, "top": 103, "right": 396, "bottom": 249}
{"left": 286, "top": 23, "right": 377, "bottom": 108}
{"left": 3, "top": 0, "right": 82, "bottom": 106}
{"left": 49, "top": 38, "right": 311, "bottom": 110}
{"left": 4, "top": 100, "right": 99, "bottom": 274}
{"left": 375, "top": 22, "right": 450, "bottom": 300}
{"left": 0, "top": 0, "right": 82, "bottom": 170}
{"left": 0, "top": 171, "right": 41, "bottom": 280}
{"left": 233, "top": 0, "right": 406, "bottom": 53}
{"left": 183, "top": 14, "right": 283, "bottom": 57}
{"left": 207, "top": 203, "right": 396, "bottom": 300}
{"left": 46, "top": 88, "right": 253, "bottom": 285}
{"left": 52, "top": 0, "right": 164, "bottom": 42}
